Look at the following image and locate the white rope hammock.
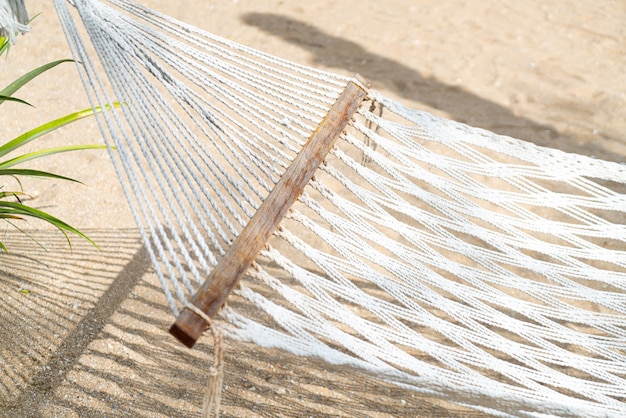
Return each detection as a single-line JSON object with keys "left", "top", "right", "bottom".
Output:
{"left": 52, "top": 0, "right": 626, "bottom": 416}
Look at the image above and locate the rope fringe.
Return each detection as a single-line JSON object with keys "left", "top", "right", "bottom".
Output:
{"left": 202, "top": 325, "right": 224, "bottom": 418}
{"left": 185, "top": 304, "right": 224, "bottom": 418}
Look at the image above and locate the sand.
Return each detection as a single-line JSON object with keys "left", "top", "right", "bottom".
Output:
{"left": 1, "top": 0, "right": 625, "bottom": 416}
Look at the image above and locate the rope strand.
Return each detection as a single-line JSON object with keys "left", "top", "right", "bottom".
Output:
{"left": 185, "top": 304, "right": 224, "bottom": 418}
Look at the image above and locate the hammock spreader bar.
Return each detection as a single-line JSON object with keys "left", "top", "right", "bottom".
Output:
{"left": 169, "top": 75, "right": 370, "bottom": 348}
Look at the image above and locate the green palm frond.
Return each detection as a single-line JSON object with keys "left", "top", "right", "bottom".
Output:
{"left": 0, "top": 201, "right": 98, "bottom": 249}
{"left": 0, "top": 104, "right": 119, "bottom": 159}
{"left": 0, "top": 59, "right": 73, "bottom": 104}
{"left": 0, "top": 19, "right": 117, "bottom": 252}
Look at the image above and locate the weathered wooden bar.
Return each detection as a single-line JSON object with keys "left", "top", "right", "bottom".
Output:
{"left": 169, "top": 75, "right": 370, "bottom": 348}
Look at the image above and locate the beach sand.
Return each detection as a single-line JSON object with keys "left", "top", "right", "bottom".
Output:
{"left": 1, "top": 0, "right": 625, "bottom": 416}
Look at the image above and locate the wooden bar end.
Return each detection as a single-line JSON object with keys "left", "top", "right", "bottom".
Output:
{"left": 169, "top": 307, "right": 208, "bottom": 348}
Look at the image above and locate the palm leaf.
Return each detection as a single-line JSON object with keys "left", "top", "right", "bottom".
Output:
{"left": 1, "top": 219, "right": 49, "bottom": 252}
{"left": 0, "top": 104, "right": 119, "bottom": 158}
{"left": 0, "top": 191, "right": 21, "bottom": 198}
{"left": 0, "top": 37, "right": 8, "bottom": 57}
{"left": 0, "top": 59, "right": 73, "bottom": 104}
{"left": 0, "top": 95, "right": 31, "bottom": 106}
{"left": 0, "top": 191, "right": 25, "bottom": 201}
{"left": 0, "top": 145, "right": 109, "bottom": 170}
{"left": 0, "top": 201, "right": 98, "bottom": 249}
{"left": 0, "top": 213, "right": 24, "bottom": 220}
{"left": 0, "top": 168, "right": 81, "bottom": 183}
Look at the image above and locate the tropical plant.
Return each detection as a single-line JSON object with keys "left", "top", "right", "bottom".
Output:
{"left": 1, "top": 35, "right": 115, "bottom": 251}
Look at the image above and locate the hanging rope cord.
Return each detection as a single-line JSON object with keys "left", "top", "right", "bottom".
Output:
{"left": 56, "top": 1, "right": 626, "bottom": 416}
{"left": 55, "top": 0, "right": 348, "bottom": 311}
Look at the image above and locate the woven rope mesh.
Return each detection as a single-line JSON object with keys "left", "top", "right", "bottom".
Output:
{"left": 56, "top": 0, "right": 626, "bottom": 416}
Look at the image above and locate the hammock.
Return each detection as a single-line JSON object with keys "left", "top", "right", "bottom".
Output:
{"left": 48, "top": 0, "right": 626, "bottom": 416}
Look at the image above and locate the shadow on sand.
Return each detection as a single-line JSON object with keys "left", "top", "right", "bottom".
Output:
{"left": 241, "top": 13, "right": 623, "bottom": 163}
{"left": 0, "top": 229, "right": 484, "bottom": 417}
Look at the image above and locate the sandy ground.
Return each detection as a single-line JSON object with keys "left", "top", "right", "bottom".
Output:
{"left": 1, "top": 0, "right": 625, "bottom": 416}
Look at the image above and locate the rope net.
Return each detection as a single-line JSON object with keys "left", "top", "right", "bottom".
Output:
{"left": 55, "top": 0, "right": 626, "bottom": 416}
